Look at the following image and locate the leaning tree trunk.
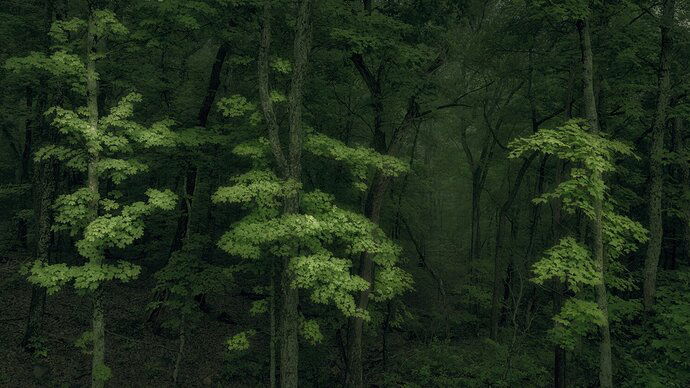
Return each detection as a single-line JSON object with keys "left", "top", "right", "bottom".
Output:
{"left": 643, "top": 0, "right": 675, "bottom": 312}
{"left": 146, "top": 41, "right": 230, "bottom": 328}
{"left": 577, "top": 17, "right": 612, "bottom": 388}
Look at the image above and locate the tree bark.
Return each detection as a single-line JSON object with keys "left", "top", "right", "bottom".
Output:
{"left": 345, "top": 50, "right": 386, "bottom": 388}
{"left": 15, "top": 87, "right": 34, "bottom": 248}
{"left": 169, "top": 40, "right": 230, "bottom": 254}
{"left": 345, "top": 173, "right": 387, "bottom": 387}
{"left": 22, "top": 133, "right": 55, "bottom": 349}
{"left": 677, "top": 118, "right": 690, "bottom": 265}
{"left": 553, "top": 68, "right": 575, "bottom": 388}
{"left": 577, "top": 18, "right": 612, "bottom": 388}
{"left": 553, "top": 155, "right": 568, "bottom": 388}
{"left": 258, "top": 2, "right": 312, "bottom": 386}
{"left": 22, "top": 0, "right": 55, "bottom": 349}
{"left": 344, "top": 6, "right": 441, "bottom": 383}
{"left": 643, "top": 0, "right": 675, "bottom": 312}
{"left": 269, "top": 261, "right": 276, "bottom": 388}
{"left": 86, "top": 3, "right": 105, "bottom": 387}
{"left": 172, "top": 324, "right": 185, "bottom": 385}
{"left": 146, "top": 41, "right": 230, "bottom": 328}
{"left": 345, "top": 50, "right": 429, "bottom": 388}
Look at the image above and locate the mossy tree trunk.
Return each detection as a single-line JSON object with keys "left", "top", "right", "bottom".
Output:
{"left": 86, "top": 3, "right": 105, "bottom": 387}
{"left": 258, "top": 1, "right": 313, "bottom": 386}
{"left": 577, "top": 17, "right": 612, "bottom": 388}
{"left": 643, "top": 0, "right": 675, "bottom": 312}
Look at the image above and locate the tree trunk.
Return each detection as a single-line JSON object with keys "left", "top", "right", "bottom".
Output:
{"left": 346, "top": 173, "right": 387, "bottom": 387}
{"left": 85, "top": 4, "right": 105, "bottom": 387}
{"left": 459, "top": 125, "right": 495, "bottom": 267}
{"left": 257, "top": 1, "right": 312, "bottom": 386}
{"left": 22, "top": 148, "right": 55, "bottom": 349}
{"left": 22, "top": 0, "right": 56, "bottom": 347}
{"left": 470, "top": 170, "right": 482, "bottom": 262}
{"left": 643, "top": 0, "right": 675, "bottom": 312}
{"left": 553, "top": 159, "right": 567, "bottom": 388}
{"left": 677, "top": 118, "right": 690, "bottom": 264}
{"left": 553, "top": 286, "right": 566, "bottom": 388}
{"left": 146, "top": 41, "right": 230, "bottom": 328}
{"left": 345, "top": 52, "right": 389, "bottom": 386}
{"left": 172, "top": 324, "right": 185, "bottom": 385}
{"left": 577, "top": 18, "right": 612, "bottom": 388}
{"left": 490, "top": 209, "right": 506, "bottom": 340}
{"left": 554, "top": 60, "right": 576, "bottom": 388}
{"left": 489, "top": 152, "right": 536, "bottom": 340}
{"left": 344, "top": 6, "right": 431, "bottom": 384}
{"left": 15, "top": 87, "right": 34, "bottom": 248}
{"left": 91, "top": 290, "right": 106, "bottom": 388}
{"left": 269, "top": 261, "right": 276, "bottom": 388}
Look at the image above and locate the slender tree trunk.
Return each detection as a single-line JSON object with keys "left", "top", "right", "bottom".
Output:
{"left": 489, "top": 151, "right": 536, "bottom": 340}
{"left": 490, "top": 209, "right": 506, "bottom": 340}
{"left": 554, "top": 60, "right": 576, "bottom": 388}
{"left": 91, "top": 290, "right": 105, "bottom": 388}
{"left": 279, "top": 260, "right": 299, "bottom": 388}
{"left": 22, "top": 148, "right": 55, "bottom": 349}
{"left": 345, "top": 49, "right": 387, "bottom": 388}
{"left": 172, "top": 324, "right": 185, "bottom": 385}
{"left": 170, "top": 40, "right": 229, "bottom": 248}
{"left": 342, "top": 67, "right": 397, "bottom": 385}
{"left": 677, "top": 118, "right": 690, "bottom": 264}
{"left": 269, "top": 261, "right": 276, "bottom": 388}
{"left": 470, "top": 171, "right": 482, "bottom": 262}
{"left": 22, "top": 0, "right": 56, "bottom": 347}
{"left": 643, "top": 0, "right": 675, "bottom": 312}
{"left": 344, "top": 6, "right": 428, "bottom": 384}
{"left": 553, "top": 158, "right": 567, "bottom": 388}
{"left": 346, "top": 174, "right": 387, "bottom": 387}
{"left": 577, "top": 18, "right": 612, "bottom": 388}
{"left": 19, "top": 88, "right": 34, "bottom": 184}
{"left": 553, "top": 283, "right": 566, "bottom": 388}
{"left": 15, "top": 87, "right": 34, "bottom": 248}
{"left": 459, "top": 125, "right": 494, "bottom": 267}
{"left": 85, "top": 4, "right": 105, "bottom": 387}
{"left": 146, "top": 42, "right": 230, "bottom": 327}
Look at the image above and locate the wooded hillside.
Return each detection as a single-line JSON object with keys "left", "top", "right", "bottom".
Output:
{"left": 1, "top": 0, "right": 689, "bottom": 386}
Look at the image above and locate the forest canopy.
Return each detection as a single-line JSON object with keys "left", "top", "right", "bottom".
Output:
{"left": 1, "top": 0, "right": 690, "bottom": 387}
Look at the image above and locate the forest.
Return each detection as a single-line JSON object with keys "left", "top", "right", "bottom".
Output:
{"left": 1, "top": 0, "right": 689, "bottom": 387}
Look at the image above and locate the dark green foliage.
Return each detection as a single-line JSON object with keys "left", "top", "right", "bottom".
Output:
{"left": 1, "top": 0, "right": 690, "bottom": 386}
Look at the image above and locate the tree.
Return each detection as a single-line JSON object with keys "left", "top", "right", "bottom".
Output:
{"left": 643, "top": 0, "right": 676, "bottom": 312}
{"left": 510, "top": 120, "right": 647, "bottom": 388}
{"left": 255, "top": 1, "right": 312, "bottom": 385}
{"left": 21, "top": 5, "right": 177, "bottom": 386}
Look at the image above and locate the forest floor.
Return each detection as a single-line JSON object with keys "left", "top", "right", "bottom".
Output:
{"left": 0, "top": 255, "right": 247, "bottom": 388}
